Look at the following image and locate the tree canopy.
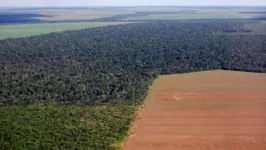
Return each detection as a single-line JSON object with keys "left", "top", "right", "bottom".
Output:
{"left": 0, "top": 20, "right": 265, "bottom": 105}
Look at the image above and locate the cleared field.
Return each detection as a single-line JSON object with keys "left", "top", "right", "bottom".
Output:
{"left": 0, "top": 22, "right": 132, "bottom": 39}
{"left": 2, "top": 7, "right": 265, "bottom": 22}
{"left": 124, "top": 13, "right": 246, "bottom": 20}
{"left": 124, "top": 8, "right": 266, "bottom": 20}
{"left": 35, "top": 10, "right": 134, "bottom": 20}
{"left": 0, "top": 9, "right": 134, "bottom": 20}
{"left": 124, "top": 70, "right": 266, "bottom": 150}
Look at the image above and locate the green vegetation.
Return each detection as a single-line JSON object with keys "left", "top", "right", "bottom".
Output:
{"left": 244, "top": 21, "right": 266, "bottom": 33}
{"left": 0, "top": 19, "right": 266, "bottom": 149}
{"left": 0, "top": 22, "right": 131, "bottom": 39}
{"left": 1, "top": 7, "right": 265, "bottom": 41}
{"left": 1, "top": 20, "right": 266, "bottom": 105}
{"left": 0, "top": 103, "right": 136, "bottom": 150}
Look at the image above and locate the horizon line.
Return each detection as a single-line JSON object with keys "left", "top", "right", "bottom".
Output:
{"left": 1, "top": 5, "right": 266, "bottom": 8}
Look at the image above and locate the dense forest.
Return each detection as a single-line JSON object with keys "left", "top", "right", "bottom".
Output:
{"left": 0, "top": 20, "right": 266, "bottom": 105}
{"left": 0, "top": 103, "right": 136, "bottom": 149}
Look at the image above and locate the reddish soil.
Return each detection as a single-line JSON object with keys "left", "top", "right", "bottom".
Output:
{"left": 123, "top": 70, "right": 266, "bottom": 150}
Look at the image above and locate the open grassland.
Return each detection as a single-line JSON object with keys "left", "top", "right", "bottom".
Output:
{"left": 124, "top": 70, "right": 266, "bottom": 150}
{"left": 123, "top": 7, "right": 266, "bottom": 20}
{"left": 2, "top": 7, "right": 265, "bottom": 22}
{"left": 0, "top": 103, "right": 136, "bottom": 150}
{"left": 123, "top": 11, "right": 264, "bottom": 20}
{"left": 0, "top": 22, "right": 132, "bottom": 39}
{"left": 1, "top": 7, "right": 264, "bottom": 39}
{"left": 124, "top": 13, "right": 244, "bottom": 20}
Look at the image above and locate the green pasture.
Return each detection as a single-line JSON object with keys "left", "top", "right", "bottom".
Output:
{"left": 0, "top": 22, "right": 131, "bottom": 39}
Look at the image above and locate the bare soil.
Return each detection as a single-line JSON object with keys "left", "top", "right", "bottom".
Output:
{"left": 124, "top": 70, "right": 266, "bottom": 150}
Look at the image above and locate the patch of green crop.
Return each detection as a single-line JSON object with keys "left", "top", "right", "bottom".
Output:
{"left": 0, "top": 22, "right": 130, "bottom": 40}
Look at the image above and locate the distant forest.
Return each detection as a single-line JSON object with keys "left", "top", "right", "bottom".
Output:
{"left": 0, "top": 20, "right": 266, "bottom": 105}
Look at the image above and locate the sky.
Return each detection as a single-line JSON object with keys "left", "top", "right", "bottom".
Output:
{"left": 1, "top": 0, "right": 266, "bottom": 7}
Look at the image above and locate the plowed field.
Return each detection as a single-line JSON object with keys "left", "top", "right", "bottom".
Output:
{"left": 124, "top": 70, "right": 266, "bottom": 150}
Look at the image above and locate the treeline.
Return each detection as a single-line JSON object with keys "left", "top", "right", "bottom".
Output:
{"left": 0, "top": 13, "right": 51, "bottom": 24}
{"left": 0, "top": 20, "right": 265, "bottom": 105}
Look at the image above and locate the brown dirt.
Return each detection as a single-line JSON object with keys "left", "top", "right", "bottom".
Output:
{"left": 123, "top": 70, "right": 266, "bottom": 150}
{"left": 35, "top": 11, "right": 131, "bottom": 20}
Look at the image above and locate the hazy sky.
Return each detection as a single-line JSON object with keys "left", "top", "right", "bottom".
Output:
{"left": 1, "top": 0, "right": 266, "bottom": 7}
